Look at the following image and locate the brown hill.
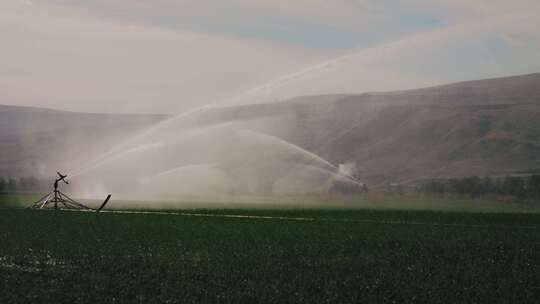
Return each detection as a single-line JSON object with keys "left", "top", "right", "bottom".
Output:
{"left": 189, "top": 73, "right": 540, "bottom": 185}
{"left": 0, "top": 105, "right": 166, "bottom": 177}
{"left": 1, "top": 73, "right": 540, "bottom": 186}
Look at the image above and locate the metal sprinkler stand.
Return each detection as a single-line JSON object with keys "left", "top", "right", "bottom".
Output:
{"left": 29, "top": 172, "right": 111, "bottom": 212}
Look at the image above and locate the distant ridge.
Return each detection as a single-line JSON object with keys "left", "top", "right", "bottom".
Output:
{"left": 1, "top": 72, "right": 540, "bottom": 185}
{"left": 0, "top": 106, "right": 167, "bottom": 177}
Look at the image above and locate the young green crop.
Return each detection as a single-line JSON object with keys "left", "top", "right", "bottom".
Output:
{"left": 1, "top": 207, "right": 539, "bottom": 303}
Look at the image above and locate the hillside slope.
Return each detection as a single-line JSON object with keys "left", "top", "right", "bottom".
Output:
{"left": 2, "top": 73, "right": 540, "bottom": 188}
{"left": 0, "top": 105, "right": 167, "bottom": 177}
{"left": 183, "top": 73, "right": 540, "bottom": 185}
{"left": 279, "top": 73, "right": 540, "bottom": 184}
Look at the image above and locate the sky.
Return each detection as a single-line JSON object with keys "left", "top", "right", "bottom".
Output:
{"left": 1, "top": 0, "right": 539, "bottom": 113}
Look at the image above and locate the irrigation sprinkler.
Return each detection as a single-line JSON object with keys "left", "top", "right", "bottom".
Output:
{"left": 28, "top": 172, "right": 111, "bottom": 212}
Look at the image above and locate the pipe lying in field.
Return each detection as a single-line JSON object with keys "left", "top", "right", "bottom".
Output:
{"left": 96, "top": 194, "right": 112, "bottom": 213}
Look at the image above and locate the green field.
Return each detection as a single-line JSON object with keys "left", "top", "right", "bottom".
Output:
{"left": 1, "top": 196, "right": 540, "bottom": 303}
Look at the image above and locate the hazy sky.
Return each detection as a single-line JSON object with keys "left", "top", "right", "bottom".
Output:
{"left": 2, "top": 0, "right": 539, "bottom": 113}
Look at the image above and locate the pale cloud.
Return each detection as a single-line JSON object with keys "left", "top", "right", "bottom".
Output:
{"left": 405, "top": 0, "right": 540, "bottom": 46}
{"left": 35, "top": 0, "right": 379, "bottom": 30}
{"left": 1, "top": 0, "right": 539, "bottom": 114}
{"left": 413, "top": 0, "right": 540, "bottom": 14}
{"left": 29, "top": 0, "right": 447, "bottom": 49}
{"left": 228, "top": 0, "right": 378, "bottom": 29}
{"left": 0, "top": 1, "right": 327, "bottom": 113}
{"left": 225, "top": 13, "right": 540, "bottom": 106}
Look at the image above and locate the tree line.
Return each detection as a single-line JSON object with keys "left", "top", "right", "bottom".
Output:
{"left": 417, "top": 175, "right": 540, "bottom": 200}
